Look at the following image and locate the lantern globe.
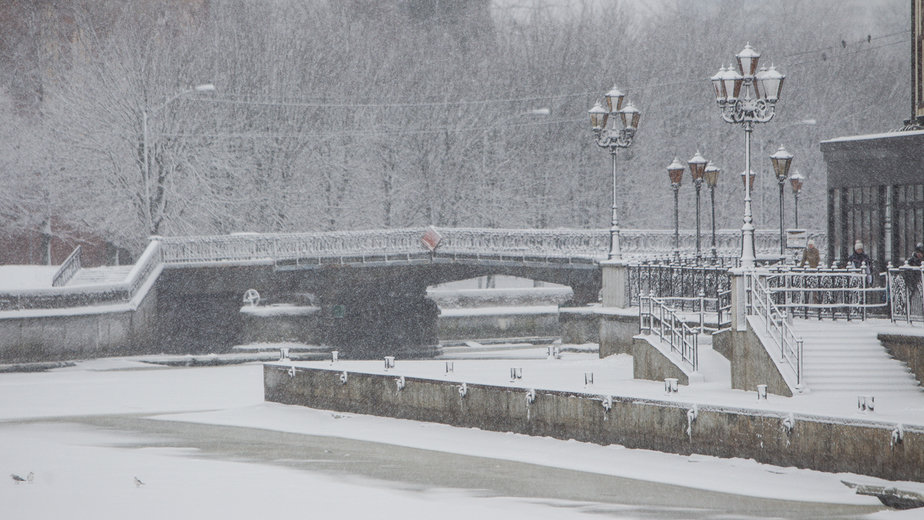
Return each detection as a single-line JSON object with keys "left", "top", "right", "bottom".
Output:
{"left": 667, "top": 157, "right": 685, "bottom": 185}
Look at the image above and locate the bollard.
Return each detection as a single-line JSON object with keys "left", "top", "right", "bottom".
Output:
{"left": 331, "top": 350, "right": 339, "bottom": 363}
{"left": 445, "top": 361, "right": 454, "bottom": 374}
{"left": 384, "top": 356, "right": 395, "bottom": 370}
{"left": 756, "top": 384, "right": 768, "bottom": 400}
{"left": 584, "top": 372, "right": 594, "bottom": 385}
{"left": 858, "top": 395, "right": 875, "bottom": 412}
{"left": 279, "top": 347, "right": 290, "bottom": 361}
{"left": 664, "top": 378, "right": 678, "bottom": 394}
{"left": 510, "top": 367, "right": 522, "bottom": 381}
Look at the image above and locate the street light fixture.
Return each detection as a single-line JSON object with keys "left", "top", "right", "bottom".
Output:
{"left": 667, "top": 157, "right": 685, "bottom": 263}
{"left": 688, "top": 151, "right": 708, "bottom": 265}
{"left": 142, "top": 83, "right": 215, "bottom": 235}
{"left": 704, "top": 161, "right": 721, "bottom": 264}
{"left": 711, "top": 43, "right": 785, "bottom": 268}
{"left": 789, "top": 169, "right": 805, "bottom": 228}
{"left": 769, "top": 144, "right": 794, "bottom": 257}
{"left": 590, "top": 86, "right": 641, "bottom": 261}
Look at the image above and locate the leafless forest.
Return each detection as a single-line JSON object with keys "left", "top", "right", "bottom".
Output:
{"left": 0, "top": 0, "right": 909, "bottom": 253}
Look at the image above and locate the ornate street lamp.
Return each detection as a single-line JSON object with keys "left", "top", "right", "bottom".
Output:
{"left": 688, "top": 151, "right": 708, "bottom": 265}
{"left": 667, "top": 158, "right": 685, "bottom": 263}
{"left": 704, "top": 161, "right": 721, "bottom": 264}
{"left": 711, "top": 44, "right": 785, "bottom": 268}
{"left": 789, "top": 169, "right": 805, "bottom": 228}
{"left": 590, "top": 86, "right": 641, "bottom": 260}
{"left": 770, "top": 145, "right": 794, "bottom": 257}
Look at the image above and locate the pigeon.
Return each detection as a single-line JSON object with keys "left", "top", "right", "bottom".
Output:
{"left": 134, "top": 476, "right": 145, "bottom": 488}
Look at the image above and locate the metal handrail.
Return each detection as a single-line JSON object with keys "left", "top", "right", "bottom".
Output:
{"left": 747, "top": 273, "right": 802, "bottom": 387}
{"left": 639, "top": 293, "right": 699, "bottom": 371}
{"left": 51, "top": 246, "right": 82, "bottom": 287}
{"left": 763, "top": 268, "right": 887, "bottom": 321}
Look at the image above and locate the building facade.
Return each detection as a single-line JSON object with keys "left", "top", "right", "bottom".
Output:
{"left": 820, "top": 1, "right": 924, "bottom": 270}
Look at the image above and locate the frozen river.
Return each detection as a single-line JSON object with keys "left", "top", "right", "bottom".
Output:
{"left": 0, "top": 358, "right": 916, "bottom": 519}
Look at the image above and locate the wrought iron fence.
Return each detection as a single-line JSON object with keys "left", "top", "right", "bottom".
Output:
{"left": 762, "top": 267, "right": 887, "bottom": 321}
{"left": 639, "top": 294, "right": 699, "bottom": 371}
{"left": 886, "top": 265, "right": 924, "bottom": 324}
{"left": 627, "top": 261, "right": 732, "bottom": 311}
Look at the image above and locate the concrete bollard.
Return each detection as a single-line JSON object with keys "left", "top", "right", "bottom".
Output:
{"left": 665, "top": 378, "right": 678, "bottom": 394}
{"left": 756, "top": 384, "right": 768, "bottom": 400}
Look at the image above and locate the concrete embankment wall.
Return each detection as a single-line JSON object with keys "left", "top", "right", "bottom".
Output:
{"left": 265, "top": 364, "right": 924, "bottom": 483}
{"left": 0, "top": 286, "right": 158, "bottom": 362}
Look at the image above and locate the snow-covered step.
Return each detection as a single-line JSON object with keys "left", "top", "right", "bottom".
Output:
{"left": 67, "top": 266, "right": 134, "bottom": 286}
{"left": 790, "top": 319, "right": 921, "bottom": 394}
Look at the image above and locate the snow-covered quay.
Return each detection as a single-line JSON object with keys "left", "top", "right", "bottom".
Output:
{"left": 0, "top": 351, "right": 921, "bottom": 519}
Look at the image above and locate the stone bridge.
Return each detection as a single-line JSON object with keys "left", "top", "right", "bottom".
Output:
{"left": 0, "top": 227, "right": 819, "bottom": 360}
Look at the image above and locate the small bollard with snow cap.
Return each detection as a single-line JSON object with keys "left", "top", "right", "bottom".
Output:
{"left": 331, "top": 350, "right": 339, "bottom": 363}
{"left": 584, "top": 372, "right": 594, "bottom": 385}
{"left": 510, "top": 367, "right": 522, "bottom": 381}
{"left": 858, "top": 395, "right": 875, "bottom": 412}
{"left": 756, "top": 384, "right": 768, "bottom": 400}
{"left": 664, "top": 378, "right": 678, "bottom": 394}
{"left": 445, "top": 361, "right": 454, "bottom": 374}
{"left": 384, "top": 356, "right": 395, "bottom": 370}
{"left": 279, "top": 347, "right": 290, "bottom": 361}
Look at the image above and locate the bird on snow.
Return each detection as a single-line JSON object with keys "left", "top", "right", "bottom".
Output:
{"left": 134, "top": 476, "right": 145, "bottom": 488}
{"left": 11, "top": 472, "right": 33, "bottom": 484}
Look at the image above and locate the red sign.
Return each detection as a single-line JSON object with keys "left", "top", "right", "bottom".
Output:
{"left": 421, "top": 226, "right": 442, "bottom": 252}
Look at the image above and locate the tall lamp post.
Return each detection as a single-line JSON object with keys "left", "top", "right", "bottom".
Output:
{"left": 688, "top": 151, "right": 708, "bottom": 265}
{"left": 589, "top": 86, "right": 641, "bottom": 261}
{"left": 667, "top": 158, "right": 685, "bottom": 263}
{"left": 704, "top": 161, "right": 721, "bottom": 264}
{"left": 770, "top": 145, "right": 794, "bottom": 257}
{"left": 711, "top": 44, "right": 785, "bottom": 268}
{"left": 789, "top": 169, "right": 805, "bottom": 228}
{"left": 142, "top": 83, "right": 215, "bottom": 235}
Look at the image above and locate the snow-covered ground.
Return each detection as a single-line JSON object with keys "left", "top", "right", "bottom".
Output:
{"left": 1, "top": 350, "right": 923, "bottom": 519}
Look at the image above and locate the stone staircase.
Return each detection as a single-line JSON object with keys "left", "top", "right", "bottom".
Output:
{"left": 791, "top": 319, "right": 921, "bottom": 393}
{"left": 67, "top": 266, "right": 134, "bottom": 286}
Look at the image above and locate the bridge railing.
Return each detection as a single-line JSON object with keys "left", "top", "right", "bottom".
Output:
{"left": 158, "top": 228, "right": 824, "bottom": 266}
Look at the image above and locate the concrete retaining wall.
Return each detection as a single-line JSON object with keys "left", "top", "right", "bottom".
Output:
{"left": 437, "top": 311, "right": 559, "bottom": 340}
{"left": 598, "top": 310, "right": 640, "bottom": 358}
{"left": 558, "top": 308, "right": 599, "bottom": 344}
{"left": 265, "top": 363, "right": 924, "bottom": 482}
{"left": 0, "top": 286, "right": 158, "bottom": 362}
{"left": 878, "top": 333, "right": 924, "bottom": 385}
{"left": 632, "top": 335, "right": 690, "bottom": 384}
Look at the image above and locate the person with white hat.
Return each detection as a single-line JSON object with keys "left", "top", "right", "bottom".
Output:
{"left": 847, "top": 240, "right": 873, "bottom": 283}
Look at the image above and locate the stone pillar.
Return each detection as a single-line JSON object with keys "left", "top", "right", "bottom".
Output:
{"left": 729, "top": 268, "right": 749, "bottom": 332}
{"left": 600, "top": 260, "right": 630, "bottom": 308}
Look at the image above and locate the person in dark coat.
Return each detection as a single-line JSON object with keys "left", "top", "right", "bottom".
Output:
{"left": 908, "top": 243, "right": 924, "bottom": 267}
{"left": 847, "top": 240, "right": 873, "bottom": 284}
